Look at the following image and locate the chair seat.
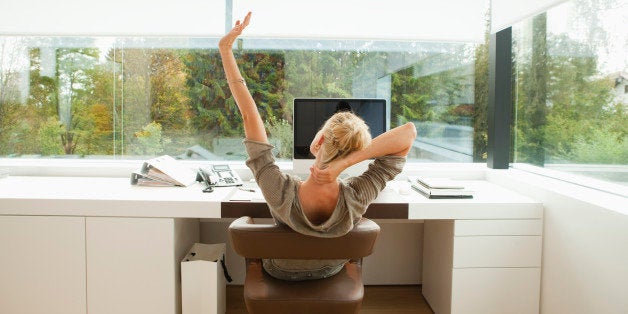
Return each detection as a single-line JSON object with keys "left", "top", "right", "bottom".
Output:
{"left": 244, "top": 260, "right": 364, "bottom": 314}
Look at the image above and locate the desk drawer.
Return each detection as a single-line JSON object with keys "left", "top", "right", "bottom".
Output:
{"left": 453, "top": 236, "right": 541, "bottom": 268}
{"left": 455, "top": 219, "right": 542, "bottom": 236}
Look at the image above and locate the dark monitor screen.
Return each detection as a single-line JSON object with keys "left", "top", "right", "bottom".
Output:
{"left": 293, "top": 98, "right": 387, "bottom": 159}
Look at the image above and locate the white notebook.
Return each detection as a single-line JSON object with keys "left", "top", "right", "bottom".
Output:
{"left": 407, "top": 176, "right": 473, "bottom": 199}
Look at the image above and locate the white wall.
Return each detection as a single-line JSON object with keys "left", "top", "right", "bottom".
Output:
{"left": 0, "top": 0, "right": 225, "bottom": 36}
{"left": 487, "top": 169, "right": 628, "bottom": 314}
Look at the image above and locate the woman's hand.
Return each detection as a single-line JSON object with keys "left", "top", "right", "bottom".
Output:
{"left": 309, "top": 157, "right": 349, "bottom": 184}
{"left": 219, "top": 12, "right": 251, "bottom": 50}
{"left": 309, "top": 165, "right": 335, "bottom": 184}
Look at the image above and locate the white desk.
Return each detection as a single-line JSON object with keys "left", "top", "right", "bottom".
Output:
{"left": 0, "top": 176, "right": 543, "bottom": 314}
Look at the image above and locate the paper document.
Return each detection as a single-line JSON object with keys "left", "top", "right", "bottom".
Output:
{"left": 229, "top": 186, "right": 264, "bottom": 201}
{"left": 130, "top": 155, "right": 197, "bottom": 187}
{"left": 410, "top": 176, "right": 466, "bottom": 189}
{"left": 407, "top": 176, "right": 474, "bottom": 199}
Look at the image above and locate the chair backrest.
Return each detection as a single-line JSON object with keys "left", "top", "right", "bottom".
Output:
{"left": 228, "top": 216, "right": 380, "bottom": 260}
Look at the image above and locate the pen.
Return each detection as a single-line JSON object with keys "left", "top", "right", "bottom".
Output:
{"left": 238, "top": 187, "right": 256, "bottom": 192}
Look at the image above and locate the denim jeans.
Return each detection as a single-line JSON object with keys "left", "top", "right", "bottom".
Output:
{"left": 262, "top": 258, "right": 347, "bottom": 281}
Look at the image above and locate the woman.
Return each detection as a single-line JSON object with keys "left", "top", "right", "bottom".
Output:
{"left": 219, "top": 12, "right": 417, "bottom": 281}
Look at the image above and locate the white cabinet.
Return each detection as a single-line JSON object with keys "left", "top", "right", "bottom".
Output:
{"left": 451, "top": 268, "right": 541, "bottom": 314}
{"left": 423, "top": 219, "right": 542, "bottom": 314}
{"left": 0, "top": 216, "right": 86, "bottom": 314}
{"left": 0, "top": 216, "right": 198, "bottom": 314}
{"left": 86, "top": 217, "right": 199, "bottom": 314}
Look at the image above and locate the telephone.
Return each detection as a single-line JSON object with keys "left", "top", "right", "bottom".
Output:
{"left": 197, "top": 164, "right": 243, "bottom": 187}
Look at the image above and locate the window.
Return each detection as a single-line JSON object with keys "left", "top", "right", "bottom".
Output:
{"left": 0, "top": 36, "right": 484, "bottom": 162}
{"left": 512, "top": 0, "right": 628, "bottom": 188}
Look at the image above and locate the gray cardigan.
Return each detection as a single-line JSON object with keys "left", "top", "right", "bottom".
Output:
{"left": 244, "top": 139, "right": 405, "bottom": 280}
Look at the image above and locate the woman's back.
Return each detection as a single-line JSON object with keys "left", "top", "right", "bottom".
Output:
{"left": 297, "top": 180, "right": 340, "bottom": 225}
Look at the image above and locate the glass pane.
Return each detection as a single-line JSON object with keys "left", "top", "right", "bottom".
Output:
{"left": 0, "top": 37, "right": 118, "bottom": 158}
{"left": 0, "top": 36, "right": 484, "bottom": 162}
{"left": 512, "top": 0, "right": 628, "bottom": 186}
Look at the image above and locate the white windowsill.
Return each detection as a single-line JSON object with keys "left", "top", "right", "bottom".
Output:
{"left": 0, "top": 158, "right": 489, "bottom": 180}
{"left": 511, "top": 163, "right": 628, "bottom": 198}
{"left": 487, "top": 168, "right": 627, "bottom": 216}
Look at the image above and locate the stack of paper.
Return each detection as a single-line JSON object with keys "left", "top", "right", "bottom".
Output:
{"left": 407, "top": 176, "right": 474, "bottom": 199}
{"left": 131, "top": 155, "right": 197, "bottom": 187}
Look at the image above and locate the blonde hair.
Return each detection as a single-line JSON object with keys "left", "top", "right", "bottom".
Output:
{"left": 318, "top": 111, "right": 372, "bottom": 167}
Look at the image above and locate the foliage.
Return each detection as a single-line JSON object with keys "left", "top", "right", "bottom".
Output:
{"left": 473, "top": 24, "right": 489, "bottom": 162}
{"left": 514, "top": 9, "right": 627, "bottom": 166}
{"left": 283, "top": 50, "right": 359, "bottom": 101}
{"left": 265, "top": 117, "right": 293, "bottom": 159}
{"left": 55, "top": 47, "right": 102, "bottom": 154}
{"left": 182, "top": 48, "right": 362, "bottom": 156}
{"left": 3, "top": 9, "right": 622, "bottom": 167}
{"left": 132, "top": 121, "right": 171, "bottom": 156}
{"left": 150, "top": 50, "right": 192, "bottom": 131}
{"left": 0, "top": 39, "right": 27, "bottom": 154}
{"left": 514, "top": 14, "right": 549, "bottom": 165}
{"left": 568, "top": 126, "right": 628, "bottom": 163}
{"left": 38, "top": 117, "right": 64, "bottom": 155}
{"left": 391, "top": 67, "right": 432, "bottom": 125}
{"left": 183, "top": 49, "right": 288, "bottom": 143}
{"left": 0, "top": 100, "right": 18, "bottom": 155}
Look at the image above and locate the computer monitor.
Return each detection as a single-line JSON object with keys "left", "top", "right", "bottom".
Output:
{"left": 293, "top": 98, "right": 387, "bottom": 175}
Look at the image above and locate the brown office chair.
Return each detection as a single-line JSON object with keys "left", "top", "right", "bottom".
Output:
{"left": 228, "top": 216, "right": 380, "bottom": 314}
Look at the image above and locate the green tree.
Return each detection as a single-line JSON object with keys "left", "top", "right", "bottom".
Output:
{"left": 0, "top": 100, "right": 20, "bottom": 155}
{"left": 83, "top": 60, "right": 118, "bottom": 156}
{"left": 0, "top": 44, "right": 60, "bottom": 156}
{"left": 183, "top": 48, "right": 287, "bottom": 148}
{"left": 0, "top": 38, "right": 23, "bottom": 155}
{"left": 115, "top": 47, "right": 153, "bottom": 155}
{"left": 265, "top": 117, "right": 292, "bottom": 158}
{"left": 183, "top": 49, "right": 240, "bottom": 140}
{"left": 106, "top": 46, "right": 196, "bottom": 156}
{"left": 86, "top": 102, "right": 114, "bottom": 154}
{"left": 390, "top": 67, "right": 433, "bottom": 126}
{"left": 569, "top": 125, "right": 628, "bottom": 163}
{"left": 150, "top": 50, "right": 191, "bottom": 132}
{"left": 472, "top": 12, "right": 490, "bottom": 162}
{"left": 38, "top": 117, "right": 64, "bottom": 155}
{"left": 514, "top": 13, "right": 548, "bottom": 165}
{"left": 284, "top": 50, "right": 359, "bottom": 101}
{"left": 132, "top": 121, "right": 171, "bottom": 156}
{"left": 54, "top": 47, "right": 102, "bottom": 155}
{"left": 514, "top": 0, "right": 627, "bottom": 166}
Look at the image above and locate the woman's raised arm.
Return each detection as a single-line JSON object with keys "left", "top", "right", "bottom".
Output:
{"left": 218, "top": 12, "right": 268, "bottom": 143}
{"left": 352, "top": 122, "right": 417, "bottom": 159}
